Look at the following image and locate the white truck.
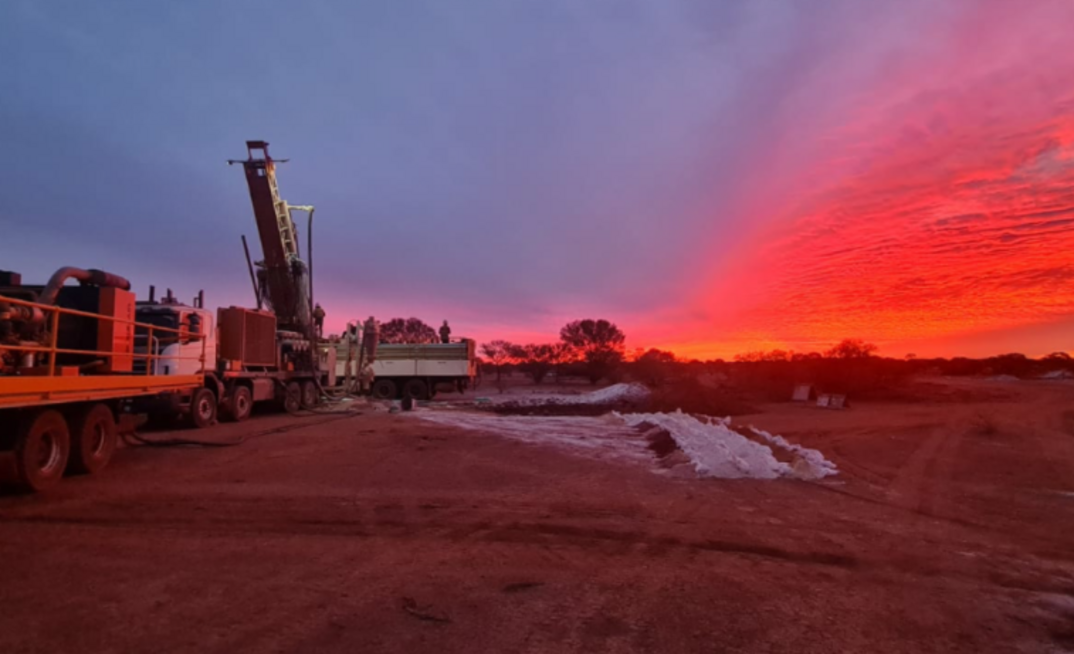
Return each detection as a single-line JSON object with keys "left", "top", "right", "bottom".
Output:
{"left": 328, "top": 337, "right": 476, "bottom": 400}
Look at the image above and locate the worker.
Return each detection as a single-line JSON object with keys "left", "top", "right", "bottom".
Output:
{"left": 439, "top": 320, "right": 451, "bottom": 344}
{"left": 313, "top": 303, "right": 326, "bottom": 337}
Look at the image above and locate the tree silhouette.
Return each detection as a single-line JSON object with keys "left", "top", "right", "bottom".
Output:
{"left": 634, "top": 348, "right": 676, "bottom": 386}
{"left": 480, "top": 340, "right": 516, "bottom": 391}
{"left": 824, "top": 339, "right": 878, "bottom": 359}
{"left": 379, "top": 317, "right": 438, "bottom": 344}
{"left": 559, "top": 319, "right": 626, "bottom": 384}
{"left": 510, "top": 343, "right": 559, "bottom": 384}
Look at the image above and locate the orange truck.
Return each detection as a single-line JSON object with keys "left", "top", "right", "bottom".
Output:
{"left": 0, "top": 268, "right": 208, "bottom": 492}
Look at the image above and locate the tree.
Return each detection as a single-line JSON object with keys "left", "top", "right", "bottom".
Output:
{"left": 824, "top": 339, "right": 878, "bottom": 359}
{"left": 379, "top": 317, "right": 438, "bottom": 344}
{"left": 480, "top": 340, "right": 516, "bottom": 391}
{"left": 735, "top": 349, "right": 793, "bottom": 362}
{"left": 559, "top": 319, "right": 626, "bottom": 384}
{"left": 548, "top": 342, "right": 575, "bottom": 382}
{"left": 633, "top": 348, "right": 676, "bottom": 386}
{"left": 511, "top": 343, "right": 560, "bottom": 384}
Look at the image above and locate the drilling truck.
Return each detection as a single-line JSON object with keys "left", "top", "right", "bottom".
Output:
{"left": 133, "top": 141, "right": 375, "bottom": 423}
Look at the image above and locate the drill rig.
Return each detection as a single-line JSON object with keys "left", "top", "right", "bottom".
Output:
{"left": 131, "top": 141, "right": 337, "bottom": 423}
{"left": 229, "top": 141, "right": 316, "bottom": 342}
{"left": 129, "top": 141, "right": 369, "bottom": 425}
{"left": 227, "top": 141, "right": 319, "bottom": 375}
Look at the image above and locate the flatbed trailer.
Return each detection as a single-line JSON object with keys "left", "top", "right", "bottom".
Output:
{"left": 327, "top": 337, "right": 475, "bottom": 400}
{"left": 0, "top": 286, "right": 207, "bottom": 492}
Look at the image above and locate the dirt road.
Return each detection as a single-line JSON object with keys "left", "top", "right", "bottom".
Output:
{"left": 1, "top": 379, "right": 1073, "bottom": 653}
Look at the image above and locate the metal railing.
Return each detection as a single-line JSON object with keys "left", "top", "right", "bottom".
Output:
{"left": 0, "top": 293, "right": 207, "bottom": 377}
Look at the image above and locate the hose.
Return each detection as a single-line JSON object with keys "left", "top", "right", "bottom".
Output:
{"left": 39, "top": 267, "right": 131, "bottom": 307}
{"left": 121, "top": 410, "right": 364, "bottom": 448}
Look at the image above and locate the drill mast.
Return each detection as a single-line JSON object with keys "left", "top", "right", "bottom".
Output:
{"left": 230, "top": 141, "right": 313, "bottom": 336}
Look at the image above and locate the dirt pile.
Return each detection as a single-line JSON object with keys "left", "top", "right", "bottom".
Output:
{"left": 484, "top": 383, "right": 651, "bottom": 416}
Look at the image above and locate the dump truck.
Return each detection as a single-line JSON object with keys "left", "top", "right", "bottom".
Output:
{"left": 0, "top": 268, "right": 207, "bottom": 491}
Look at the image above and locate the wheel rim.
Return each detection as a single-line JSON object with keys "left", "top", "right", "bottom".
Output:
{"left": 236, "top": 393, "right": 250, "bottom": 416}
{"left": 197, "top": 396, "right": 214, "bottom": 421}
{"left": 36, "top": 429, "right": 61, "bottom": 474}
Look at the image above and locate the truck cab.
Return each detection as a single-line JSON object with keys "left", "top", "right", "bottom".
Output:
{"left": 134, "top": 293, "right": 216, "bottom": 376}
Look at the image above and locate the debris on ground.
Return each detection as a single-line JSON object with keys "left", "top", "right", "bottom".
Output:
{"left": 401, "top": 597, "right": 451, "bottom": 623}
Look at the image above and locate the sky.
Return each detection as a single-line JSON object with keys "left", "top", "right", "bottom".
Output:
{"left": 2, "top": 0, "right": 1072, "bottom": 360}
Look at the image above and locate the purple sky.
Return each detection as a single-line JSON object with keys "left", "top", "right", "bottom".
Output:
{"left": 3, "top": 1, "right": 1072, "bottom": 358}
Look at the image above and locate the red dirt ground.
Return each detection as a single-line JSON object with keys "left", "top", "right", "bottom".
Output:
{"left": 1, "top": 377, "right": 1072, "bottom": 653}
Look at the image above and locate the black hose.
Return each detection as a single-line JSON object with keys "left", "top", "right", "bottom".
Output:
{"left": 122, "top": 431, "right": 247, "bottom": 448}
{"left": 121, "top": 410, "right": 363, "bottom": 448}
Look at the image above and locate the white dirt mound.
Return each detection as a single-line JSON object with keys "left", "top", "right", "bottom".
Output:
{"left": 748, "top": 425, "right": 839, "bottom": 479}
{"left": 617, "top": 411, "right": 838, "bottom": 480}
{"left": 414, "top": 412, "right": 650, "bottom": 462}
{"left": 1041, "top": 369, "right": 1073, "bottom": 379}
{"left": 417, "top": 406, "right": 837, "bottom": 481}
{"left": 489, "top": 383, "right": 650, "bottom": 406}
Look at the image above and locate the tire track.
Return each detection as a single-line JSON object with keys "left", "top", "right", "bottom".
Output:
{"left": 0, "top": 496, "right": 859, "bottom": 570}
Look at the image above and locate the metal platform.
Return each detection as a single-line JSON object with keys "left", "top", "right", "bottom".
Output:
{"left": 0, "top": 374, "right": 204, "bottom": 409}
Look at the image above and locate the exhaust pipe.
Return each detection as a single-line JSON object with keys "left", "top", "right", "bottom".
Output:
{"left": 39, "top": 267, "right": 132, "bottom": 307}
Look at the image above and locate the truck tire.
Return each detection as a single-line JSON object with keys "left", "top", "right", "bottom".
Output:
{"left": 403, "top": 379, "right": 429, "bottom": 401}
{"left": 371, "top": 379, "right": 397, "bottom": 400}
{"left": 8, "top": 410, "right": 70, "bottom": 492}
{"left": 187, "top": 388, "right": 217, "bottom": 429}
{"left": 300, "top": 380, "right": 319, "bottom": 409}
{"left": 283, "top": 381, "right": 302, "bottom": 414}
{"left": 67, "top": 403, "right": 117, "bottom": 475}
{"left": 222, "top": 386, "right": 253, "bottom": 423}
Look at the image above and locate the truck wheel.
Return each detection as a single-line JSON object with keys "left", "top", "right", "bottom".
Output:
{"left": 67, "top": 403, "right": 117, "bottom": 475}
{"left": 371, "top": 379, "right": 397, "bottom": 400}
{"left": 283, "top": 381, "right": 302, "bottom": 414}
{"left": 222, "top": 386, "right": 253, "bottom": 423}
{"left": 300, "top": 381, "right": 319, "bottom": 409}
{"left": 403, "top": 379, "right": 429, "bottom": 401}
{"left": 8, "top": 410, "right": 70, "bottom": 492}
{"left": 187, "top": 388, "right": 217, "bottom": 429}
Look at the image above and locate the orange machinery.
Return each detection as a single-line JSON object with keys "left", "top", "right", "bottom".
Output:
{"left": 0, "top": 267, "right": 205, "bottom": 492}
